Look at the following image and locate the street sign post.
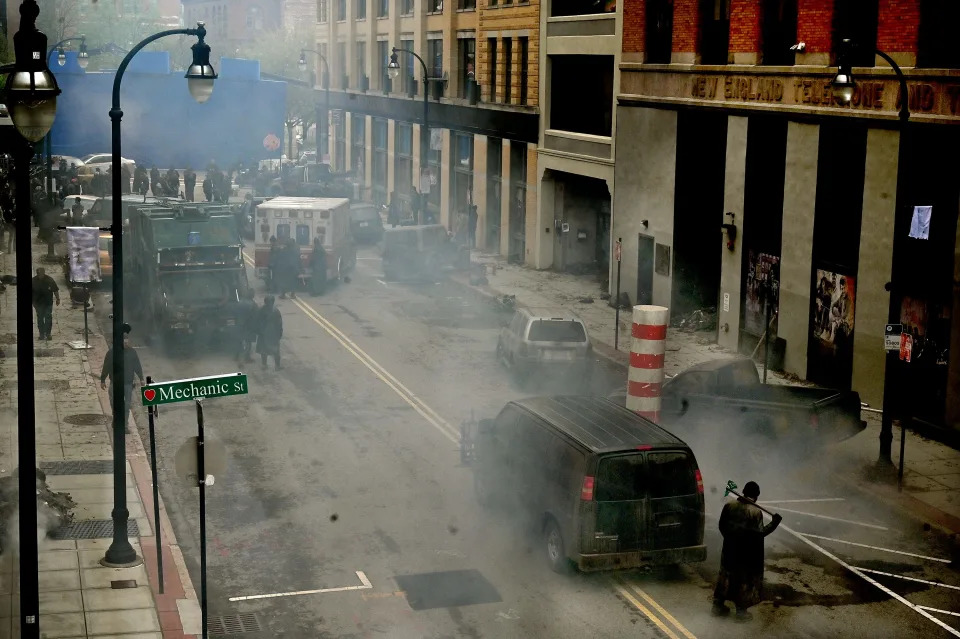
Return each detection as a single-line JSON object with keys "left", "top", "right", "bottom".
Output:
{"left": 614, "top": 238, "right": 623, "bottom": 351}
{"left": 141, "top": 373, "right": 247, "bottom": 406}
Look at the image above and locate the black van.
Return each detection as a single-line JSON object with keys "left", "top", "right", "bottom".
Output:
{"left": 473, "top": 396, "right": 706, "bottom": 572}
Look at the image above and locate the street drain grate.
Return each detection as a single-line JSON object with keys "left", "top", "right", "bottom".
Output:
{"left": 50, "top": 519, "right": 139, "bottom": 540}
{"left": 63, "top": 414, "right": 111, "bottom": 426}
{"left": 208, "top": 613, "right": 262, "bottom": 635}
{"left": 0, "top": 379, "right": 70, "bottom": 391}
{"left": 40, "top": 460, "right": 113, "bottom": 475}
{"left": 394, "top": 569, "right": 502, "bottom": 611}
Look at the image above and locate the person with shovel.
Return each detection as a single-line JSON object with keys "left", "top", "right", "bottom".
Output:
{"left": 712, "top": 480, "right": 782, "bottom": 621}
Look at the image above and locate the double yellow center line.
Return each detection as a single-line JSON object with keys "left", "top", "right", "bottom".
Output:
{"left": 613, "top": 578, "right": 698, "bottom": 639}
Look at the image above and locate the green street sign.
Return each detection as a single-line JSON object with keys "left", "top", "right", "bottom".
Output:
{"left": 141, "top": 373, "right": 248, "bottom": 406}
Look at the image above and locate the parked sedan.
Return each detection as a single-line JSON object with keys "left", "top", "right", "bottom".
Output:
{"left": 80, "top": 153, "right": 136, "bottom": 174}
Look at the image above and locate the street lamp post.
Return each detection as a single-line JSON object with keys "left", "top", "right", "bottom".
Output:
{"left": 102, "top": 22, "right": 217, "bottom": 568}
{"left": 44, "top": 37, "right": 88, "bottom": 196}
{"left": 298, "top": 49, "right": 330, "bottom": 163}
{"left": 2, "top": 2, "right": 62, "bottom": 636}
{"left": 832, "top": 38, "right": 910, "bottom": 471}
{"left": 388, "top": 48, "right": 429, "bottom": 193}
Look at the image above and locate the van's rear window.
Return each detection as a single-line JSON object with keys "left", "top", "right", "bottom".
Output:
{"left": 647, "top": 452, "right": 696, "bottom": 499}
{"left": 596, "top": 454, "right": 644, "bottom": 501}
{"left": 527, "top": 320, "right": 586, "bottom": 343}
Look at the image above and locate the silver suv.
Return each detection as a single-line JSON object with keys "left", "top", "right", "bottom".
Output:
{"left": 496, "top": 308, "right": 593, "bottom": 386}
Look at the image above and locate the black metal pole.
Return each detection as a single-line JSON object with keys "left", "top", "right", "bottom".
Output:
{"left": 877, "top": 49, "right": 910, "bottom": 469}
{"left": 324, "top": 71, "right": 330, "bottom": 162}
{"left": 15, "top": 137, "right": 40, "bottom": 639}
{"left": 104, "top": 25, "right": 201, "bottom": 567}
{"left": 898, "top": 418, "right": 906, "bottom": 492}
{"left": 44, "top": 134, "right": 52, "bottom": 196}
{"left": 614, "top": 238, "right": 621, "bottom": 351}
{"left": 764, "top": 293, "right": 772, "bottom": 385}
{"left": 393, "top": 48, "right": 429, "bottom": 200}
{"left": 83, "top": 297, "right": 89, "bottom": 346}
{"left": 196, "top": 399, "right": 208, "bottom": 639}
{"left": 146, "top": 375, "right": 163, "bottom": 593}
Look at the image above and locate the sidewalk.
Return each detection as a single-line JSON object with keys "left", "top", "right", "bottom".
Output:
{"left": 0, "top": 244, "right": 200, "bottom": 638}
{"left": 454, "top": 252, "right": 960, "bottom": 535}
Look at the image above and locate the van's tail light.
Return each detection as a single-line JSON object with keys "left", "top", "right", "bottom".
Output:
{"left": 695, "top": 469, "right": 704, "bottom": 494}
{"left": 581, "top": 475, "right": 595, "bottom": 501}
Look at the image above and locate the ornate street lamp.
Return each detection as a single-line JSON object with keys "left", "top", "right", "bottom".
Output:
{"left": 102, "top": 22, "right": 217, "bottom": 572}
{"left": 832, "top": 38, "right": 911, "bottom": 475}
{"left": 2, "top": 3, "right": 61, "bottom": 636}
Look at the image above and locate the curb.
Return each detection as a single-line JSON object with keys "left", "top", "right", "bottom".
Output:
{"left": 89, "top": 333, "right": 201, "bottom": 638}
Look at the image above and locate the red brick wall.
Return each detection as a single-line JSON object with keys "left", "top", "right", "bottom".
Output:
{"left": 624, "top": 0, "right": 646, "bottom": 53}
{"left": 673, "top": 0, "right": 701, "bottom": 52}
{"left": 797, "top": 0, "right": 833, "bottom": 53}
{"left": 730, "top": 0, "right": 762, "bottom": 53}
{"left": 877, "top": 0, "right": 920, "bottom": 52}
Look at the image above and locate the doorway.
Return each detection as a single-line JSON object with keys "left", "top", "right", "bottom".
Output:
{"left": 637, "top": 234, "right": 654, "bottom": 305}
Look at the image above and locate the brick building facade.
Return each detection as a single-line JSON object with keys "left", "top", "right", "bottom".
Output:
{"left": 615, "top": 0, "right": 960, "bottom": 433}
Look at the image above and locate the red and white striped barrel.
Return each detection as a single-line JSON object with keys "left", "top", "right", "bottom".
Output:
{"left": 627, "top": 305, "right": 669, "bottom": 422}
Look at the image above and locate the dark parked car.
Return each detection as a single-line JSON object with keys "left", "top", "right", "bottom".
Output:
{"left": 350, "top": 203, "right": 384, "bottom": 243}
{"left": 467, "top": 396, "right": 707, "bottom": 573}
{"left": 609, "top": 358, "right": 866, "bottom": 455}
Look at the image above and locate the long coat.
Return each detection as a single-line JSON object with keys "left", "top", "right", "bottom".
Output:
{"left": 256, "top": 305, "right": 282, "bottom": 355}
{"left": 719, "top": 498, "right": 778, "bottom": 576}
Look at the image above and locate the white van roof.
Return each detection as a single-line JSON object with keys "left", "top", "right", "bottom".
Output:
{"left": 259, "top": 197, "right": 350, "bottom": 210}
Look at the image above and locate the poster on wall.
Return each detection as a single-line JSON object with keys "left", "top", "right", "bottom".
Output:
{"left": 810, "top": 268, "right": 856, "bottom": 361}
{"left": 66, "top": 227, "right": 101, "bottom": 284}
{"left": 743, "top": 251, "right": 780, "bottom": 335}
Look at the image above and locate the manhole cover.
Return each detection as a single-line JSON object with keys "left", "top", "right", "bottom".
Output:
{"left": 40, "top": 460, "right": 113, "bottom": 475}
{"left": 63, "top": 414, "right": 111, "bottom": 426}
{"left": 50, "top": 519, "right": 139, "bottom": 540}
{"left": 394, "top": 569, "right": 501, "bottom": 611}
{"left": 208, "top": 613, "right": 261, "bottom": 635}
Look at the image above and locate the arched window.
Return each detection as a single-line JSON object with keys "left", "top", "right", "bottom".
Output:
{"left": 247, "top": 5, "right": 264, "bottom": 31}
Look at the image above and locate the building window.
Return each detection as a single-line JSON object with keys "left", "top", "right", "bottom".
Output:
{"left": 508, "top": 142, "right": 527, "bottom": 262}
{"left": 833, "top": 0, "right": 877, "bottom": 67}
{"left": 646, "top": 0, "right": 673, "bottom": 63}
{"left": 336, "top": 42, "right": 347, "bottom": 88}
{"left": 427, "top": 0, "right": 443, "bottom": 13}
{"left": 318, "top": 0, "right": 328, "bottom": 22}
{"left": 699, "top": 0, "right": 730, "bottom": 65}
{"left": 503, "top": 38, "right": 512, "bottom": 104}
{"left": 376, "top": 41, "right": 390, "bottom": 91}
{"left": 356, "top": 41, "right": 367, "bottom": 89}
{"left": 549, "top": 55, "right": 614, "bottom": 136}
{"left": 428, "top": 38, "right": 443, "bottom": 79}
{"left": 335, "top": 112, "right": 346, "bottom": 172}
{"left": 426, "top": 132, "right": 442, "bottom": 222}
{"left": 458, "top": 0, "right": 476, "bottom": 10}
{"left": 372, "top": 118, "right": 388, "bottom": 206}
{"left": 400, "top": 38, "right": 415, "bottom": 95}
{"left": 488, "top": 38, "right": 498, "bottom": 102}
{"left": 761, "top": 0, "right": 797, "bottom": 65}
{"left": 356, "top": 0, "right": 365, "bottom": 20}
{"left": 918, "top": 0, "right": 960, "bottom": 68}
{"left": 486, "top": 137, "right": 502, "bottom": 252}
{"left": 337, "top": 0, "right": 346, "bottom": 21}
{"left": 377, "top": 0, "right": 388, "bottom": 18}
{"left": 518, "top": 37, "right": 528, "bottom": 105}
{"left": 552, "top": 0, "right": 615, "bottom": 16}
{"left": 452, "top": 133, "right": 474, "bottom": 226}
{"left": 246, "top": 5, "right": 264, "bottom": 30}
{"left": 459, "top": 38, "right": 476, "bottom": 98}
{"left": 351, "top": 115, "right": 365, "bottom": 180}
{"left": 396, "top": 122, "right": 414, "bottom": 198}
{"left": 401, "top": 0, "right": 414, "bottom": 15}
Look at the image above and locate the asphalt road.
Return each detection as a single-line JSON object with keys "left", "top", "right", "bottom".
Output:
{"left": 93, "top": 244, "right": 960, "bottom": 638}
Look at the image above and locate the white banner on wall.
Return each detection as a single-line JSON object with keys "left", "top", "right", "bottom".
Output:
{"left": 66, "top": 227, "right": 101, "bottom": 283}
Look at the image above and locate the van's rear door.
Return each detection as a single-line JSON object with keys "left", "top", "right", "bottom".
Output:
{"left": 646, "top": 451, "right": 703, "bottom": 551}
{"left": 594, "top": 451, "right": 703, "bottom": 553}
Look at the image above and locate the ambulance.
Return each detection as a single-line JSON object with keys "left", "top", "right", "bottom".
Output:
{"left": 253, "top": 197, "right": 356, "bottom": 291}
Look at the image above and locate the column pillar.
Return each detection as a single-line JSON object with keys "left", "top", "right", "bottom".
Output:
{"left": 474, "top": 134, "right": 489, "bottom": 250}
{"left": 671, "top": 0, "right": 702, "bottom": 64}
{"left": 717, "top": 115, "right": 748, "bottom": 352}
{"left": 730, "top": 0, "right": 762, "bottom": 65}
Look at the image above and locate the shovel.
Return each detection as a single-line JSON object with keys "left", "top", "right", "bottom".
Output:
{"left": 724, "top": 480, "right": 779, "bottom": 518}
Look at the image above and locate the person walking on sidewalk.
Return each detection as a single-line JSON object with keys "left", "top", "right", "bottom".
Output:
{"left": 712, "top": 481, "right": 782, "bottom": 621}
{"left": 100, "top": 329, "right": 144, "bottom": 424}
{"left": 235, "top": 290, "right": 258, "bottom": 362}
{"left": 256, "top": 295, "right": 283, "bottom": 370}
{"left": 32, "top": 267, "right": 60, "bottom": 341}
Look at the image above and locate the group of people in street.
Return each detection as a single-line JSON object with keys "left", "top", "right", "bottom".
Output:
{"left": 386, "top": 188, "right": 436, "bottom": 227}
{"left": 202, "top": 162, "right": 232, "bottom": 203}
{"left": 233, "top": 290, "right": 284, "bottom": 370}
{"left": 266, "top": 236, "right": 313, "bottom": 299}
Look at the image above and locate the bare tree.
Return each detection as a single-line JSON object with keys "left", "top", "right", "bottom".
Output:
{"left": 37, "top": 0, "right": 83, "bottom": 45}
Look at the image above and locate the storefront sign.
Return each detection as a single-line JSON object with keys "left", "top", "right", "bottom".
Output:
{"left": 884, "top": 324, "right": 902, "bottom": 351}
{"left": 620, "top": 68, "right": 960, "bottom": 123}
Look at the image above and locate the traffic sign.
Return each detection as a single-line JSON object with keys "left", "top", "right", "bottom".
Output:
{"left": 175, "top": 436, "right": 227, "bottom": 487}
{"left": 141, "top": 373, "right": 248, "bottom": 407}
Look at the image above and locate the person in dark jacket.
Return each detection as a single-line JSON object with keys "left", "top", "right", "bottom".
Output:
{"left": 183, "top": 166, "right": 197, "bottom": 202}
{"left": 202, "top": 176, "right": 213, "bottom": 202}
{"left": 387, "top": 191, "right": 400, "bottom": 228}
{"left": 133, "top": 166, "right": 149, "bottom": 195}
{"left": 120, "top": 164, "right": 132, "bottom": 194}
{"left": 256, "top": 295, "right": 283, "bottom": 370}
{"left": 410, "top": 187, "right": 422, "bottom": 225}
{"left": 309, "top": 237, "right": 327, "bottom": 296}
{"left": 100, "top": 330, "right": 145, "bottom": 423}
{"left": 150, "top": 166, "right": 162, "bottom": 196}
{"left": 165, "top": 168, "right": 180, "bottom": 198}
{"left": 276, "top": 239, "right": 300, "bottom": 299}
{"left": 235, "top": 290, "right": 258, "bottom": 362}
{"left": 712, "top": 481, "right": 782, "bottom": 620}
{"left": 32, "top": 267, "right": 60, "bottom": 340}
{"left": 467, "top": 204, "right": 478, "bottom": 249}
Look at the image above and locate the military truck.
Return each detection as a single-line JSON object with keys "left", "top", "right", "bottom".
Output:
{"left": 125, "top": 202, "right": 248, "bottom": 347}
{"left": 267, "top": 163, "right": 357, "bottom": 199}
